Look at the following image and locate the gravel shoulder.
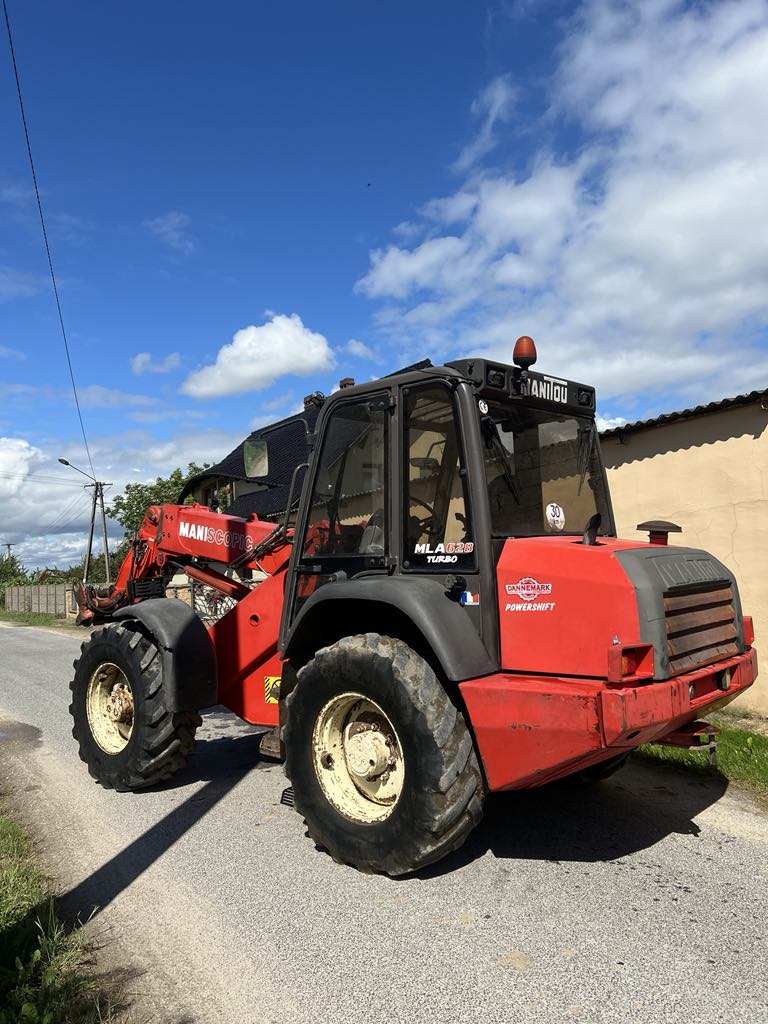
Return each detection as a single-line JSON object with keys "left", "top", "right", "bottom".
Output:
{"left": 1, "top": 621, "right": 767, "bottom": 1024}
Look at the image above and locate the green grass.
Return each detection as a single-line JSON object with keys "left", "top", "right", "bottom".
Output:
{"left": 0, "top": 809, "right": 121, "bottom": 1023}
{"left": 635, "top": 716, "right": 768, "bottom": 791}
{"left": 0, "top": 610, "right": 76, "bottom": 629}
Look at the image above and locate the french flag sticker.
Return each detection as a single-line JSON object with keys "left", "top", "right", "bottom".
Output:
{"left": 460, "top": 591, "right": 480, "bottom": 607}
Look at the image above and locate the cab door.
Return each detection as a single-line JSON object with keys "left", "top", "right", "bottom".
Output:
{"left": 400, "top": 380, "right": 478, "bottom": 596}
{"left": 281, "top": 391, "right": 392, "bottom": 637}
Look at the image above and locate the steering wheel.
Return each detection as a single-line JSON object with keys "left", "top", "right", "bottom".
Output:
{"left": 410, "top": 496, "right": 437, "bottom": 533}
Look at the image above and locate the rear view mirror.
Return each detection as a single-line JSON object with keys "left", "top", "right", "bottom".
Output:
{"left": 410, "top": 457, "right": 440, "bottom": 479}
{"left": 244, "top": 439, "right": 269, "bottom": 479}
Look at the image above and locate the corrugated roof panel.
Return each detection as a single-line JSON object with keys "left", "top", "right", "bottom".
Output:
{"left": 600, "top": 389, "right": 768, "bottom": 439}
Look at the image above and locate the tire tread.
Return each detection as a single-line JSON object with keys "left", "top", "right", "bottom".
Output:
{"left": 69, "top": 623, "right": 201, "bottom": 790}
{"left": 285, "top": 633, "right": 485, "bottom": 876}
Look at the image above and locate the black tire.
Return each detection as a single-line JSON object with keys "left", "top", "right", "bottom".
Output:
{"left": 283, "top": 633, "right": 485, "bottom": 876}
{"left": 578, "top": 752, "right": 629, "bottom": 783}
{"left": 69, "top": 624, "right": 200, "bottom": 791}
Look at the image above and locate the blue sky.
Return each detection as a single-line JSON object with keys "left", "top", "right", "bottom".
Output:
{"left": 2, "top": 0, "right": 768, "bottom": 565}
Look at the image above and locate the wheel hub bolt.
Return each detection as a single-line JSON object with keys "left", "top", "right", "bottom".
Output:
{"left": 106, "top": 688, "right": 132, "bottom": 723}
{"left": 345, "top": 727, "right": 390, "bottom": 779}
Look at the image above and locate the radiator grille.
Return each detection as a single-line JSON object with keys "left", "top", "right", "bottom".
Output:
{"left": 664, "top": 583, "right": 738, "bottom": 675}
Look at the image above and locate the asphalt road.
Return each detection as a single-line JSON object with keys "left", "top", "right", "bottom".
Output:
{"left": 1, "top": 621, "right": 766, "bottom": 1024}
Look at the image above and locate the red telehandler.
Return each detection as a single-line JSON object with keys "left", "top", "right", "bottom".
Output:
{"left": 69, "top": 338, "right": 758, "bottom": 875}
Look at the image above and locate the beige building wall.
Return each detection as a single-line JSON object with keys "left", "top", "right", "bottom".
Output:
{"left": 602, "top": 401, "right": 768, "bottom": 714}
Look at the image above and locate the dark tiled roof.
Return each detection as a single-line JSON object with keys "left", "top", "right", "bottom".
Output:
{"left": 177, "top": 406, "right": 321, "bottom": 515}
{"left": 184, "top": 399, "right": 373, "bottom": 521}
{"left": 227, "top": 485, "right": 292, "bottom": 520}
{"left": 209, "top": 406, "right": 321, "bottom": 479}
{"left": 600, "top": 389, "right": 768, "bottom": 439}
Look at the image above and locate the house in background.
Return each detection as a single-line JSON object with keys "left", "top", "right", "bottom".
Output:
{"left": 601, "top": 389, "right": 768, "bottom": 714}
{"left": 180, "top": 395, "right": 325, "bottom": 522}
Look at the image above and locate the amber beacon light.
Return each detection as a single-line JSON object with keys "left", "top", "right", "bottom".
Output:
{"left": 513, "top": 335, "right": 537, "bottom": 370}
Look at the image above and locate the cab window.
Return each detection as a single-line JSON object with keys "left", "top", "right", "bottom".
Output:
{"left": 301, "top": 396, "right": 388, "bottom": 560}
{"left": 403, "top": 385, "right": 475, "bottom": 571}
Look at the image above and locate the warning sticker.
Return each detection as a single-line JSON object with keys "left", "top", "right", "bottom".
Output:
{"left": 264, "top": 676, "right": 281, "bottom": 704}
{"left": 546, "top": 502, "right": 566, "bottom": 531}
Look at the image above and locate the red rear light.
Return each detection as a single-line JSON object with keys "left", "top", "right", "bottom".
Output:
{"left": 744, "top": 616, "right": 755, "bottom": 647}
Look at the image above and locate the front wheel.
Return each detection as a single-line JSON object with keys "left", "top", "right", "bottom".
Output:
{"left": 69, "top": 624, "right": 200, "bottom": 790}
{"left": 283, "top": 634, "right": 485, "bottom": 876}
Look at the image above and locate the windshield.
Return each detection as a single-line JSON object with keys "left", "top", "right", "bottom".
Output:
{"left": 480, "top": 401, "right": 612, "bottom": 537}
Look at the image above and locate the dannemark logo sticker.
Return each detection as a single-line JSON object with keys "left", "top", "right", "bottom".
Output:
{"left": 264, "top": 676, "right": 281, "bottom": 704}
{"left": 506, "top": 577, "right": 552, "bottom": 601}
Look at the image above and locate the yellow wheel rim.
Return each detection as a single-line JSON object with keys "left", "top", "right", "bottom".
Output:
{"left": 312, "top": 692, "right": 404, "bottom": 823}
{"left": 86, "top": 661, "right": 134, "bottom": 754}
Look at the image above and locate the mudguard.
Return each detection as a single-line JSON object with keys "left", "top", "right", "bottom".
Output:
{"left": 283, "top": 576, "right": 497, "bottom": 681}
{"left": 113, "top": 598, "right": 217, "bottom": 711}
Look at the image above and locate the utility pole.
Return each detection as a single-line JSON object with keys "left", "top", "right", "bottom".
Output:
{"left": 83, "top": 485, "right": 98, "bottom": 584}
{"left": 1, "top": 542, "right": 14, "bottom": 559}
{"left": 97, "top": 482, "right": 111, "bottom": 586}
{"left": 58, "top": 459, "right": 112, "bottom": 586}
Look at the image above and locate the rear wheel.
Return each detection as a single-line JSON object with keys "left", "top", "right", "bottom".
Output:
{"left": 283, "top": 633, "right": 485, "bottom": 876}
{"left": 70, "top": 624, "right": 200, "bottom": 790}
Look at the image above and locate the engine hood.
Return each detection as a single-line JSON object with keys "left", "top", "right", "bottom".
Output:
{"left": 496, "top": 537, "right": 743, "bottom": 680}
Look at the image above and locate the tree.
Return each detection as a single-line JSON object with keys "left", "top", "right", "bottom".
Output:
{"left": 107, "top": 462, "right": 210, "bottom": 536}
{"left": 0, "top": 552, "right": 28, "bottom": 608}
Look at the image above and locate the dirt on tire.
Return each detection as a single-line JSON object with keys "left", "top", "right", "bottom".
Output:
{"left": 283, "top": 632, "right": 485, "bottom": 876}
{"left": 70, "top": 623, "right": 200, "bottom": 790}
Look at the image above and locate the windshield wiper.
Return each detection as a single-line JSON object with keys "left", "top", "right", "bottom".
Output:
{"left": 577, "top": 422, "right": 598, "bottom": 496}
{"left": 482, "top": 418, "right": 520, "bottom": 503}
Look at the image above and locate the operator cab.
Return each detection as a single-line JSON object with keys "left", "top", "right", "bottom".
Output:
{"left": 281, "top": 336, "right": 615, "bottom": 660}
{"left": 447, "top": 338, "right": 613, "bottom": 542}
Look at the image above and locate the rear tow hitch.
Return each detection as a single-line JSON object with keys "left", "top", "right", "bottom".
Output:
{"left": 657, "top": 720, "right": 721, "bottom": 766}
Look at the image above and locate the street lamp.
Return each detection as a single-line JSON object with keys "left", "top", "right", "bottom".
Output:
{"left": 57, "top": 458, "right": 111, "bottom": 586}
{"left": 57, "top": 457, "right": 95, "bottom": 482}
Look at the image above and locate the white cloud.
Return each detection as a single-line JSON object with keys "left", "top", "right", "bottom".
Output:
{"left": 76, "top": 385, "right": 158, "bottom": 409}
{"left": 2, "top": 428, "right": 245, "bottom": 569}
{"left": 0, "top": 345, "right": 25, "bottom": 359}
{"left": 143, "top": 211, "right": 196, "bottom": 254}
{"left": 0, "top": 182, "right": 35, "bottom": 205}
{"left": 453, "top": 74, "right": 518, "bottom": 173}
{"left": 0, "top": 437, "right": 45, "bottom": 499}
{"left": 357, "top": 236, "right": 472, "bottom": 301}
{"left": 260, "top": 392, "right": 294, "bottom": 412}
{"left": 596, "top": 414, "right": 627, "bottom": 432}
{"left": 131, "top": 351, "right": 182, "bottom": 375}
{"left": 343, "top": 339, "right": 382, "bottom": 363}
{"left": 127, "top": 408, "right": 205, "bottom": 425}
{"left": 0, "top": 266, "right": 43, "bottom": 302}
{"left": 180, "top": 313, "right": 335, "bottom": 398}
{"left": 357, "top": 0, "right": 768, "bottom": 410}
{"left": 49, "top": 211, "right": 93, "bottom": 245}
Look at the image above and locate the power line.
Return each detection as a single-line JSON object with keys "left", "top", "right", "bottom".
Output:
{"left": 0, "top": 470, "right": 85, "bottom": 487}
{"left": 46, "top": 490, "right": 90, "bottom": 530}
{"left": 55, "top": 500, "right": 93, "bottom": 533}
{"left": 2, "top": 0, "right": 96, "bottom": 480}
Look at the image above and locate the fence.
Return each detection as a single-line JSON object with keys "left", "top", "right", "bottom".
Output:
{"left": 4, "top": 580, "right": 240, "bottom": 623}
{"left": 4, "top": 584, "right": 75, "bottom": 618}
